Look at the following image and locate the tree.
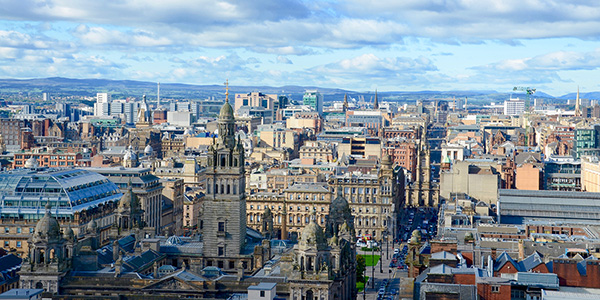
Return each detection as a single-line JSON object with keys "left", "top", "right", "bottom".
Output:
{"left": 356, "top": 255, "right": 366, "bottom": 283}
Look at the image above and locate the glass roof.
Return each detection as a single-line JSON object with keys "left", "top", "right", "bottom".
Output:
{"left": 0, "top": 167, "right": 122, "bottom": 219}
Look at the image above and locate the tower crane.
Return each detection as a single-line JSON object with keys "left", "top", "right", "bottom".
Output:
{"left": 513, "top": 86, "right": 536, "bottom": 110}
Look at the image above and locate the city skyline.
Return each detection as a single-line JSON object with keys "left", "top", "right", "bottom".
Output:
{"left": 1, "top": 1, "right": 600, "bottom": 96}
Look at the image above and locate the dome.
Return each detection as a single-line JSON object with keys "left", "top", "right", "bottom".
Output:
{"left": 144, "top": 144, "right": 153, "bottom": 155}
{"left": 118, "top": 186, "right": 136, "bottom": 210}
{"left": 219, "top": 100, "right": 234, "bottom": 120}
{"left": 166, "top": 235, "right": 183, "bottom": 245}
{"left": 86, "top": 219, "right": 98, "bottom": 234}
{"left": 24, "top": 156, "right": 39, "bottom": 169}
{"left": 299, "top": 213, "right": 326, "bottom": 249}
{"left": 63, "top": 226, "right": 75, "bottom": 241}
{"left": 34, "top": 202, "right": 61, "bottom": 242}
{"left": 330, "top": 187, "right": 351, "bottom": 217}
{"left": 381, "top": 153, "right": 392, "bottom": 166}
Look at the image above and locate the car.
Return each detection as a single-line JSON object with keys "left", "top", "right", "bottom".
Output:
{"left": 389, "top": 262, "right": 395, "bottom": 268}
{"left": 391, "top": 288, "right": 398, "bottom": 295}
{"left": 394, "top": 248, "right": 400, "bottom": 254}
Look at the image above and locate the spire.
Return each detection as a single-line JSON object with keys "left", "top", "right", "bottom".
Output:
{"left": 224, "top": 79, "right": 229, "bottom": 103}
{"left": 343, "top": 93, "right": 348, "bottom": 112}
{"left": 575, "top": 86, "right": 581, "bottom": 117}
{"left": 373, "top": 89, "right": 379, "bottom": 109}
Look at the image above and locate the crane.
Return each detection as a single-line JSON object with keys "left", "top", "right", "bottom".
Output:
{"left": 513, "top": 86, "right": 536, "bottom": 110}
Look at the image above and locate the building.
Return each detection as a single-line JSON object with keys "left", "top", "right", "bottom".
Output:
{"left": 498, "top": 189, "right": 600, "bottom": 224}
{"left": 345, "top": 110, "right": 386, "bottom": 136}
{"left": 302, "top": 90, "right": 323, "bottom": 115}
{"left": 337, "top": 136, "right": 381, "bottom": 159}
{"left": 0, "top": 164, "right": 122, "bottom": 257}
{"left": 299, "top": 141, "right": 336, "bottom": 163}
{"left": 440, "top": 160, "right": 501, "bottom": 205}
{"left": 234, "top": 92, "right": 277, "bottom": 113}
{"left": 503, "top": 99, "right": 525, "bottom": 116}
{"left": 85, "top": 167, "right": 164, "bottom": 235}
{"left": 13, "top": 147, "right": 90, "bottom": 169}
{"left": 202, "top": 96, "right": 254, "bottom": 271}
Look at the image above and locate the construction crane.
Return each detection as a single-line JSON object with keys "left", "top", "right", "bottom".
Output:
{"left": 513, "top": 86, "right": 536, "bottom": 110}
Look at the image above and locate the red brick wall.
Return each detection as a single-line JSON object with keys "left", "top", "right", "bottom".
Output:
{"left": 477, "top": 283, "right": 511, "bottom": 300}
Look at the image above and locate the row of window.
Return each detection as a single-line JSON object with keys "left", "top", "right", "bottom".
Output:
{"left": 4, "top": 227, "right": 34, "bottom": 234}
{"left": 3, "top": 241, "right": 22, "bottom": 248}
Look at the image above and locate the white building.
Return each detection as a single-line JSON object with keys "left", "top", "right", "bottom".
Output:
{"left": 94, "top": 93, "right": 112, "bottom": 116}
{"left": 503, "top": 98, "right": 525, "bottom": 115}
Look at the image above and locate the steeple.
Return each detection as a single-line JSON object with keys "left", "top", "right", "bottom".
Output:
{"left": 343, "top": 93, "right": 348, "bottom": 112}
{"left": 575, "top": 86, "right": 581, "bottom": 117}
{"left": 373, "top": 89, "right": 379, "bottom": 109}
{"left": 217, "top": 79, "right": 236, "bottom": 149}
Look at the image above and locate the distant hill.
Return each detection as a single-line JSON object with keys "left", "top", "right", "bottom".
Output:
{"left": 0, "top": 77, "right": 578, "bottom": 104}
{"left": 559, "top": 92, "right": 600, "bottom": 100}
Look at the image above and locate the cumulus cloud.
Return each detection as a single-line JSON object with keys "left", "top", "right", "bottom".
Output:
{"left": 276, "top": 56, "right": 292, "bottom": 64}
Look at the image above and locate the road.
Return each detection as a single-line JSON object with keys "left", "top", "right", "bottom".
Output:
{"left": 358, "top": 248, "right": 412, "bottom": 300}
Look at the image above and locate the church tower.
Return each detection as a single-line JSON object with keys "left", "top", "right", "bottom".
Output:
{"left": 203, "top": 81, "right": 247, "bottom": 259}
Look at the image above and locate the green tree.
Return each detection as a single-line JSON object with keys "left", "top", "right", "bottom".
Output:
{"left": 356, "top": 255, "right": 366, "bottom": 283}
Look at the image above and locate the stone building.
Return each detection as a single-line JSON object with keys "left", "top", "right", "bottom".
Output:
{"left": 202, "top": 95, "right": 254, "bottom": 271}
{"left": 86, "top": 167, "right": 164, "bottom": 235}
{"left": 330, "top": 153, "right": 403, "bottom": 240}
{"left": 19, "top": 203, "right": 77, "bottom": 293}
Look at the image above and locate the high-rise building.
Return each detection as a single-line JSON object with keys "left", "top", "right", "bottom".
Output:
{"left": 503, "top": 98, "right": 525, "bottom": 116}
{"left": 94, "top": 93, "right": 111, "bottom": 116}
{"left": 302, "top": 90, "right": 323, "bottom": 115}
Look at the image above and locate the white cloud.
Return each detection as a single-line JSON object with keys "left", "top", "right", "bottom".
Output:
{"left": 276, "top": 56, "right": 292, "bottom": 64}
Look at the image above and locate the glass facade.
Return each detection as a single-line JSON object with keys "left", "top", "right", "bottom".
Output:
{"left": 0, "top": 168, "right": 122, "bottom": 220}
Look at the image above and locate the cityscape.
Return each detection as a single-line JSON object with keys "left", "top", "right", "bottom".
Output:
{"left": 2, "top": 1, "right": 600, "bottom": 300}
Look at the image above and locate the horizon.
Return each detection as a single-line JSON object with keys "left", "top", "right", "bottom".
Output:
{"left": 1, "top": 1, "right": 599, "bottom": 96}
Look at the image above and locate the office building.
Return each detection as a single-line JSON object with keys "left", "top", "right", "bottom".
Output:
{"left": 302, "top": 90, "right": 323, "bottom": 115}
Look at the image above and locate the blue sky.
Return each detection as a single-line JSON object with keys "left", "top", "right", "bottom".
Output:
{"left": 1, "top": 0, "right": 600, "bottom": 96}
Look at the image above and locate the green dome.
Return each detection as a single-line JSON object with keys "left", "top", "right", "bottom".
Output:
{"left": 219, "top": 101, "right": 234, "bottom": 120}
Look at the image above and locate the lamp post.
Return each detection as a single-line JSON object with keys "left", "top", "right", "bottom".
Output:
{"left": 386, "top": 232, "right": 389, "bottom": 260}
{"left": 371, "top": 245, "right": 375, "bottom": 289}
{"left": 380, "top": 240, "right": 383, "bottom": 273}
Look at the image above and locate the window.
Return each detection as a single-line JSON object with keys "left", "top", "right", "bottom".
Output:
{"left": 3, "top": 241, "right": 8, "bottom": 248}
{"left": 260, "top": 291, "right": 265, "bottom": 297}
{"left": 16, "top": 227, "right": 21, "bottom": 233}
{"left": 29, "top": 228, "right": 34, "bottom": 234}
{"left": 16, "top": 241, "right": 21, "bottom": 248}
{"left": 491, "top": 286, "right": 499, "bottom": 293}
{"left": 218, "top": 247, "right": 224, "bottom": 256}
{"left": 218, "top": 222, "right": 225, "bottom": 232}
{"left": 4, "top": 227, "right": 8, "bottom": 233}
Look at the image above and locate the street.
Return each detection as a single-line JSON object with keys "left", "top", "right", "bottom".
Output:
{"left": 358, "top": 247, "right": 413, "bottom": 300}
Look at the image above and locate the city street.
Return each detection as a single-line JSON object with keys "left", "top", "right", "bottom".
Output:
{"left": 358, "top": 247, "right": 413, "bottom": 300}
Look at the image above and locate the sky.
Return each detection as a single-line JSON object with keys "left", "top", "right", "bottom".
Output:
{"left": 1, "top": 0, "right": 600, "bottom": 96}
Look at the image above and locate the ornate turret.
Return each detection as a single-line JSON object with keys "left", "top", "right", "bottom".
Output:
{"left": 326, "top": 186, "right": 354, "bottom": 238}
{"left": 33, "top": 202, "right": 61, "bottom": 243}
{"left": 299, "top": 209, "right": 327, "bottom": 251}
{"left": 20, "top": 202, "right": 71, "bottom": 293}
{"left": 373, "top": 89, "right": 379, "bottom": 109}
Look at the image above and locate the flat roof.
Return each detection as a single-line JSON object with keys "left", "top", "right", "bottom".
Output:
{"left": 248, "top": 282, "right": 277, "bottom": 290}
